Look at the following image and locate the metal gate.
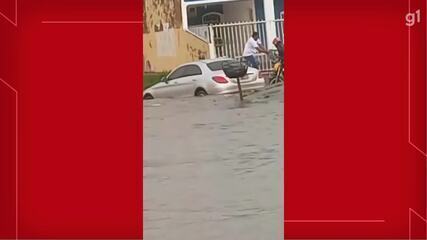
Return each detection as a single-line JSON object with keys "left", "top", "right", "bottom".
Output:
{"left": 208, "top": 19, "right": 284, "bottom": 71}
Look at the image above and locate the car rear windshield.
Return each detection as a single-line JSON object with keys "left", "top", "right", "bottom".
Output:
{"left": 207, "top": 60, "right": 233, "bottom": 71}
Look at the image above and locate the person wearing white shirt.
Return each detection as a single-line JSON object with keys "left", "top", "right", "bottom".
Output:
{"left": 242, "top": 32, "right": 268, "bottom": 69}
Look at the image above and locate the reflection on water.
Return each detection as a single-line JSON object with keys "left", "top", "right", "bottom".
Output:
{"left": 143, "top": 87, "right": 284, "bottom": 240}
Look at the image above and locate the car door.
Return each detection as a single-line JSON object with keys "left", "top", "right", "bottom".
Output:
{"left": 151, "top": 66, "right": 186, "bottom": 98}
{"left": 173, "top": 65, "right": 203, "bottom": 97}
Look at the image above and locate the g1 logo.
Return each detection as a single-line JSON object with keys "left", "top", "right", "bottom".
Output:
{"left": 406, "top": 9, "right": 421, "bottom": 27}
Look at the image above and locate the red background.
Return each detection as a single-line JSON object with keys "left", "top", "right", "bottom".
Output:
{"left": 0, "top": 0, "right": 425, "bottom": 239}
{"left": 285, "top": 0, "right": 426, "bottom": 238}
{"left": 1, "top": 0, "right": 143, "bottom": 239}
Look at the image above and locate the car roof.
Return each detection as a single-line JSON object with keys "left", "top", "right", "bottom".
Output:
{"left": 199, "top": 58, "right": 233, "bottom": 64}
{"left": 179, "top": 58, "right": 233, "bottom": 66}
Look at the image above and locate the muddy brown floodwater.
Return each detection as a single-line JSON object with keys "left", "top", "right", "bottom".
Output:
{"left": 143, "top": 86, "right": 284, "bottom": 240}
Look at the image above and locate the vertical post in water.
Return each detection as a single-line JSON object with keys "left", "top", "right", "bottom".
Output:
{"left": 237, "top": 77, "right": 244, "bottom": 101}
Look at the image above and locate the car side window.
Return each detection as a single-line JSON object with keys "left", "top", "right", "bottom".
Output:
{"left": 183, "top": 65, "right": 202, "bottom": 77}
{"left": 168, "top": 67, "right": 186, "bottom": 80}
{"left": 168, "top": 65, "right": 202, "bottom": 80}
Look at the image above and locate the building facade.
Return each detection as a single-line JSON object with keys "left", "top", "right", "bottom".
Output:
{"left": 143, "top": 0, "right": 210, "bottom": 72}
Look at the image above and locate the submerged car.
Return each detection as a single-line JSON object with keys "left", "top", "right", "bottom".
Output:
{"left": 143, "top": 58, "right": 265, "bottom": 99}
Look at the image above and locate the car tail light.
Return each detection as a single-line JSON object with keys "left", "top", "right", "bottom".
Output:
{"left": 212, "top": 76, "right": 229, "bottom": 84}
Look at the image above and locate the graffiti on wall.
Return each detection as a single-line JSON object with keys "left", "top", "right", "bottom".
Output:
{"left": 187, "top": 44, "right": 207, "bottom": 61}
{"left": 144, "top": 55, "right": 153, "bottom": 72}
{"left": 143, "top": 0, "right": 182, "bottom": 34}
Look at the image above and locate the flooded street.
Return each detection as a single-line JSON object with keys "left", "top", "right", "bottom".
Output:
{"left": 143, "top": 87, "right": 284, "bottom": 240}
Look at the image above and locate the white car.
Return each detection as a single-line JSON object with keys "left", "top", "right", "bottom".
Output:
{"left": 143, "top": 58, "right": 265, "bottom": 99}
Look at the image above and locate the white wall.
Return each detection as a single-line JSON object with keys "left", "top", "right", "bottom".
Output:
{"left": 222, "top": 0, "right": 254, "bottom": 23}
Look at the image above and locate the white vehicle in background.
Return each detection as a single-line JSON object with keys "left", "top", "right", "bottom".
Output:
{"left": 143, "top": 58, "right": 265, "bottom": 100}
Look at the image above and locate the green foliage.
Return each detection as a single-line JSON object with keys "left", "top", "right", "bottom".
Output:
{"left": 144, "top": 71, "right": 170, "bottom": 90}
